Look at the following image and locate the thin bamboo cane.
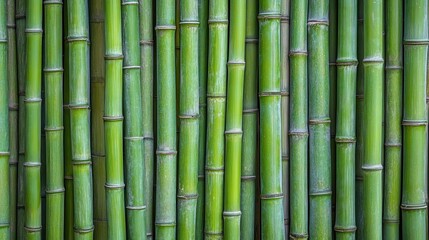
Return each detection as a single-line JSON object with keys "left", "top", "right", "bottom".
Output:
{"left": 196, "top": 0, "right": 208, "bottom": 238}
{"left": 89, "top": 0, "right": 107, "bottom": 238}
{"left": 44, "top": 0, "right": 64, "bottom": 239}
{"left": 241, "top": 0, "right": 258, "bottom": 238}
{"left": 362, "top": 0, "right": 383, "bottom": 238}
{"left": 280, "top": 0, "right": 289, "bottom": 237}
{"left": 122, "top": 0, "right": 146, "bottom": 238}
{"left": 383, "top": 0, "right": 402, "bottom": 238}
{"left": 204, "top": 0, "right": 228, "bottom": 238}
{"left": 259, "top": 0, "right": 285, "bottom": 239}
{"left": 223, "top": 0, "right": 246, "bottom": 238}
{"left": 177, "top": 0, "right": 199, "bottom": 238}
{"left": 7, "top": 0, "right": 18, "bottom": 237}
{"left": 139, "top": 0, "right": 155, "bottom": 238}
{"left": 67, "top": 0, "right": 93, "bottom": 238}
{"left": 0, "top": 0, "right": 10, "bottom": 238}
{"left": 155, "top": 0, "right": 177, "bottom": 238}
{"left": 334, "top": 1, "right": 357, "bottom": 239}
{"left": 23, "top": 0, "right": 42, "bottom": 238}
{"left": 289, "top": 0, "right": 308, "bottom": 238}
{"left": 308, "top": 0, "right": 331, "bottom": 238}
{"left": 401, "top": 0, "right": 428, "bottom": 238}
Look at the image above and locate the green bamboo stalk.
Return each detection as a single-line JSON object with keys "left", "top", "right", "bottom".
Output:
{"left": 308, "top": 0, "right": 331, "bottom": 238}
{"left": 67, "top": 0, "right": 93, "bottom": 238}
{"left": 7, "top": 0, "right": 18, "bottom": 237}
{"left": 196, "top": 0, "right": 208, "bottom": 238}
{"left": 362, "top": 0, "right": 383, "bottom": 238}
{"left": 104, "top": 0, "right": 126, "bottom": 238}
{"left": 383, "top": 0, "right": 402, "bottom": 238}
{"left": 280, "top": 0, "right": 289, "bottom": 237}
{"left": 334, "top": 1, "right": 357, "bottom": 239}
{"left": 289, "top": 0, "right": 308, "bottom": 238}
{"left": 177, "top": 0, "right": 199, "bottom": 238}
{"left": 23, "top": 0, "right": 42, "bottom": 238}
{"left": 139, "top": 0, "right": 155, "bottom": 238}
{"left": 0, "top": 0, "right": 10, "bottom": 238}
{"left": 44, "top": 0, "right": 64, "bottom": 239}
{"left": 223, "top": 0, "right": 246, "bottom": 238}
{"left": 241, "top": 0, "right": 258, "bottom": 238}
{"left": 122, "top": 0, "right": 146, "bottom": 238}
{"left": 402, "top": 0, "right": 428, "bottom": 238}
{"left": 204, "top": 0, "right": 228, "bottom": 238}
{"left": 89, "top": 0, "right": 107, "bottom": 238}
{"left": 62, "top": 1, "right": 74, "bottom": 239}
{"left": 259, "top": 0, "right": 284, "bottom": 239}
{"left": 155, "top": 0, "right": 177, "bottom": 238}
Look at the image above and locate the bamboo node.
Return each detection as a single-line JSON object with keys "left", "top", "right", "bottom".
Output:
{"left": 333, "top": 225, "right": 357, "bottom": 233}
{"left": 362, "top": 57, "right": 384, "bottom": 64}
{"left": 361, "top": 164, "right": 383, "bottom": 171}
{"left": 66, "top": 36, "right": 89, "bottom": 43}
{"left": 23, "top": 162, "right": 41, "bottom": 167}
{"left": 384, "top": 142, "right": 401, "bottom": 147}
{"left": 289, "top": 131, "right": 309, "bottom": 136}
{"left": 156, "top": 150, "right": 177, "bottom": 155}
{"left": 258, "top": 13, "right": 281, "bottom": 20}
{"left": 154, "top": 25, "right": 176, "bottom": 30}
{"left": 245, "top": 38, "right": 258, "bottom": 43}
{"left": 336, "top": 58, "right": 358, "bottom": 66}
{"left": 73, "top": 225, "right": 94, "bottom": 233}
{"left": 177, "top": 194, "right": 198, "bottom": 200}
{"left": 104, "top": 183, "right": 125, "bottom": 189}
{"left": 309, "top": 189, "right": 332, "bottom": 196}
{"left": 123, "top": 65, "right": 140, "bottom": 70}
{"left": 179, "top": 21, "right": 200, "bottom": 26}
{"left": 403, "top": 39, "right": 429, "bottom": 45}
{"left": 402, "top": 120, "right": 427, "bottom": 126}
{"left": 223, "top": 211, "right": 241, "bottom": 217}
{"left": 25, "top": 28, "right": 43, "bottom": 33}
{"left": 43, "top": 0, "right": 63, "bottom": 5}
{"left": 241, "top": 175, "right": 256, "bottom": 181}
{"left": 198, "top": 174, "right": 204, "bottom": 179}
{"left": 259, "top": 91, "right": 282, "bottom": 97}
{"left": 282, "top": 155, "right": 289, "bottom": 161}
{"left": 124, "top": 136, "right": 144, "bottom": 141}
{"left": 8, "top": 104, "right": 18, "bottom": 111}
{"left": 385, "top": 65, "right": 402, "bottom": 70}
{"left": 9, "top": 158, "right": 18, "bottom": 165}
{"left": 227, "top": 60, "right": 245, "bottom": 66}
{"left": 43, "top": 67, "right": 64, "bottom": 72}
{"left": 121, "top": 0, "right": 138, "bottom": 5}
{"left": 19, "top": 90, "right": 26, "bottom": 96}
{"left": 356, "top": 94, "right": 364, "bottom": 100}
{"left": 206, "top": 94, "right": 226, "bottom": 99}
{"left": 335, "top": 136, "right": 356, "bottom": 143}
{"left": 0, "top": 39, "right": 7, "bottom": 43}
{"left": 207, "top": 19, "right": 228, "bottom": 25}
{"left": 0, "top": 223, "right": 10, "bottom": 228}
{"left": 307, "top": 19, "right": 329, "bottom": 26}
{"left": 71, "top": 159, "right": 92, "bottom": 165}
{"left": 289, "top": 232, "right": 309, "bottom": 239}
{"left": 45, "top": 188, "right": 66, "bottom": 194}
{"left": 126, "top": 205, "right": 147, "bottom": 210}
{"left": 140, "top": 40, "right": 154, "bottom": 45}
{"left": 7, "top": 23, "right": 16, "bottom": 28}
{"left": 178, "top": 114, "right": 199, "bottom": 119}
{"left": 260, "top": 193, "right": 283, "bottom": 199}
{"left": 15, "top": 14, "right": 26, "bottom": 20}
{"left": 64, "top": 175, "right": 73, "bottom": 180}
{"left": 17, "top": 204, "right": 24, "bottom": 209}
{"left": 103, "top": 115, "right": 124, "bottom": 121}
{"left": 155, "top": 221, "right": 176, "bottom": 227}
{"left": 143, "top": 135, "right": 154, "bottom": 140}
{"left": 243, "top": 108, "right": 258, "bottom": 114}
{"left": 382, "top": 218, "right": 399, "bottom": 223}
{"left": 204, "top": 231, "right": 223, "bottom": 236}
{"left": 24, "top": 97, "right": 42, "bottom": 103}
{"left": 68, "top": 103, "right": 90, "bottom": 109}
{"left": 44, "top": 126, "right": 64, "bottom": 132}
{"left": 280, "top": 90, "right": 289, "bottom": 96}
{"left": 400, "top": 203, "right": 427, "bottom": 210}
{"left": 280, "top": 16, "right": 289, "bottom": 23}
{"left": 289, "top": 50, "right": 308, "bottom": 56}
{"left": 24, "top": 226, "right": 42, "bottom": 232}
{"left": 104, "top": 54, "right": 124, "bottom": 60}
{"left": 309, "top": 118, "right": 331, "bottom": 125}
{"left": 205, "top": 166, "right": 224, "bottom": 172}
{"left": 225, "top": 129, "right": 243, "bottom": 135}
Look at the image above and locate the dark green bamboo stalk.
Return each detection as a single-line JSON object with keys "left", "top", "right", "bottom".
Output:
{"left": 223, "top": 0, "right": 246, "bottom": 238}
{"left": 0, "top": 0, "right": 10, "bottom": 238}
{"left": 104, "top": 0, "right": 126, "bottom": 238}
{"left": 122, "top": 0, "right": 146, "bottom": 238}
{"left": 155, "top": 0, "right": 177, "bottom": 238}
{"left": 67, "top": 0, "right": 93, "bottom": 238}
{"left": 7, "top": 0, "right": 18, "bottom": 237}
{"left": 196, "top": 0, "right": 208, "bottom": 238}
{"left": 308, "top": 0, "right": 331, "bottom": 238}
{"left": 289, "top": 0, "right": 308, "bottom": 238}
{"left": 23, "top": 0, "right": 42, "bottom": 238}
{"left": 44, "top": 0, "right": 64, "bottom": 239}
{"left": 139, "top": 0, "right": 155, "bottom": 238}
{"left": 177, "top": 1, "right": 199, "bottom": 238}
{"left": 280, "top": 0, "right": 289, "bottom": 237}
{"left": 204, "top": 0, "right": 228, "bottom": 238}
{"left": 334, "top": 1, "right": 357, "bottom": 239}
{"left": 259, "top": 0, "right": 284, "bottom": 239}
{"left": 362, "top": 0, "right": 383, "bottom": 238}
{"left": 402, "top": 0, "right": 428, "bottom": 238}
{"left": 383, "top": 0, "right": 402, "bottom": 238}
{"left": 241, "top": 0, "right": 258, "bottom": 238}
{"left": 15, "top": 0, "right": 26, "bottom": 237}
{"left": 89, "top": 0, "right": 107, "bottom": 238}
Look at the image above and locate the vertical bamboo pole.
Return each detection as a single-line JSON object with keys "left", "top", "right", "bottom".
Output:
{"left": 204, "top": 0, "right": 228, "bottom": 238}
{"left": 241, "top": 0, "right": 258, "bottom": 238}
{"left": 289, "top": 0, "right": 308, "bottom": 238}
{"left": 383, "top": 0, "right": 402, "bottom": 238}
{"left": 23, "top": 0, "right": 42, "bottom": 238}
{"left": 44, "top": 0, "right": 64, "bottom": 239}
{"left": 401, "top": 0, "right": 428, "bottom": 238}
{"left": 155, "top": 0, "right": 177, "bottom": 238}
{"left": 362, "top": 0, "right": 383, "bottom": 238}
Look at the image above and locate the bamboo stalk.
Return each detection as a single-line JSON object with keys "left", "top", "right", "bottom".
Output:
{"left": 259, "top": 0, "right": 285, "bottom": 239}
{"left": 362, "top": 0, "right": 383, "bottom": 238}
{"left": 139, "top": 0, "right": 155, "bottom": 238}
{"left": 89, "top": 0, "right": 107, "bottom": 238}
{"left": 280, "top": 0, "right": 289, "bottom": 237}
{"left": 44, "top": 0, "right": 64, "bottom": 239}
{"left": 23, "top": 0, "right": 42, "bottom": 238}
{"left": 7, "top": 0, "right": 18, "bottom": 237}
{"left": 0, "top": 0, "right": 10, "bottom": 238}
{"left": 289, "top": 0, "right": 308, "bottom": 238}
{"left": 383, "top": 0, "right": 402, "bottom": 238}
{"left": 223, "top": 0, "right": 246, "bottom": 238}
{"left": 122, "top": 0, "right": 146, "bottom": 238}
{"left": 401, "top": 0, "right": 428, "bottom": 238}
{"left": 241, "top": 0, "right": 258, "bottom": 238}
{"left": 204, "top": 0, "right": 228, "bottom": 238}
{"left": 155, "top": 0, "right": 177, "bottom": 238}
{"left": 334, "top": 1, "right": 357, "bottom": 239}
{"left": 196, "top": 0, "right": 208, "bottom": 238}
{"left": 67, "top": 0, "right": 93, "bottom": 238}
{"left": 308, "top": 0, "right": 331, "bottom": 238}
